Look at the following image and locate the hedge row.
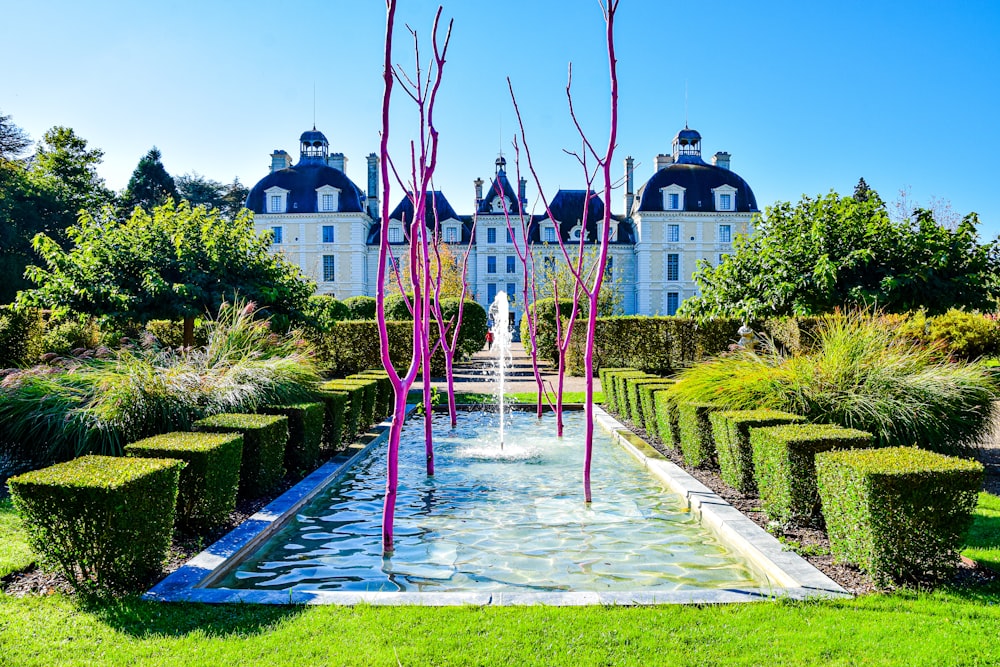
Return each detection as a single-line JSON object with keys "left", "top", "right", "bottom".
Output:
{"left": 193, "top": 413, "right": 288, "bottom": 499}
{"left": 709, "top": 410, "right": 806, "bottom": 494}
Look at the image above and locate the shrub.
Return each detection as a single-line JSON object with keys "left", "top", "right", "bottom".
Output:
{"left": 709, "top": 409, "right": 806, "bottom": 494}
{"left": 315, "top": 320, "right": 451, "bottom": 376}
{"left": 193, "top": 413, "right": 288, "bottom": 498}
{"left": 653, "top": 390, "right": 681, "bottom": 450}
{"left": 259, "top": 402, "right": 324, "bottom": 477}
{"left": 668, "top": 312, "right": 996, "bottom": 456}
{"left": 125, "top": 431, "right": 242, "bottom": 531}
{"left": 441, "top": 298, "right": 489, "bottom": 359}
{"left": 625, "top": 376, "right": 670, "bottom": 428}
{"left": 313, "top": 389, "right": 348, "bottom": 454}
{"left": 38, "top": 317, "right": 101, "bottom": 356}
{"left": 677, "top": 402, "right": 725, "bottom": 468}
{"left": 8, "top": 455, "right": 183, "bottom": 596}
{"left": 144, "top": 319, "right": 209, "bottom": 348}
{"left": 303, "top": 294, "right": 349, "bottom": 331}
{"left": 0, "top": 306, "right": 44, "bottom": 366}
{"left": 326, "top": 379, "right": 377, "bottom": 431}
{"left": 750, "top": 423, "right": 874, "bottom": 524}
{"left": 352, "top": 370, "right": 393, "bottom": 421}
{"left": 597, "top": 368, "right": 634, "bottom": 412}
{"left": 613, "top": 371, "right": 653, "bottom": 419}
{"left": 604, "top": 369, "right": 646, "bottom": 414}
{"left": 816, "top": 446, "right": 983, "bottom": 586}
{"left": 639, "top": 381, "right": 676, "bottom": 440}
{"left": 343, "top": 296, "right": 377, "bottom": 320}
{"left": 319, "top": 380, "right": 364, "bottom": 442}
{"left": 383, "top": 293, "right": 413, "bottom": 321}
{"left": 761, "top": 317, "right": 824, "bottom": 355}
{"left": 899, "top": 309, "right": 1000, "bottom": 361}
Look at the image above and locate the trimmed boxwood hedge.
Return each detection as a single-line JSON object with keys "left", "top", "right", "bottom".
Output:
{"left": 8, "top": 455, "right": 183, "bottom": 596}
{"left": 260, "top": 402, "right": 325, "bottom": 477}
{"left": 350, "top": 370, "right": 392, "bottom": 421}
{"left": 639, "top": 382, "right": 676, "bottom": 440}
{"left": 193, "top": 413, "right": 288, "bottom": 499}
{"left": 816, "top": 447, "right": 983, "bottom": 586}
{"left": 598, "top": 368, "right": 635, "bottom": 413}
{"left": 751, "top": 423, "right": 874, "bottom": 524}
{"left": 323, "top": 379, "right": 377, "bottom": 434}
{"left": 313, "top": 389, "right": 348, "bottom": 454}
{"left": 677, "top": 402, "right": 725, "bottom": 468}
{"left": 607, "top": 370, "right": 648, "bottom": 415}
{"left": 320, "top": 381, "right": 363, "bottom": 443}
{"left": 653, "top": 390, "right": 681, "bottom": 450}
{"left": 125, "top": 432, "right": 242, "bottom": 531}
{"left": 709, "top": 409, "right": 806, "bottom": 495}
{"left": 625, "top": 376, "right": 670, "bottom": 429}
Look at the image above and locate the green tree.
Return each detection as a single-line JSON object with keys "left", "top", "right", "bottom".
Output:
{"left": 19, "top": 200, "right": 314, "bottom": 345}
{"left": 0, "top": 160, "right": 51, "bottom": 303}
{"left": 682, "top": 183, "right": 1000, "bottom": 319}
{"left": 29, "top": 126, "right": 114, "bottom": 233}
{"left": 219, "top": 178, "right": 250, "bottom": 220}
{"left": 176, "top": 171, "right": 224, "bottom": 209}
{"left": 0, "top": 111, "right": 31, "bottom": 161}
{"left": 122, "top": 147, "right": 179, "bottom": 213}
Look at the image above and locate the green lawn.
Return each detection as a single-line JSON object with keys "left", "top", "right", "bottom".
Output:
{"left": 962, "top": 491, "right": 1000, "bottom": 572}
{"left": 0, "top": 498, "right": 34, "bottom": 578}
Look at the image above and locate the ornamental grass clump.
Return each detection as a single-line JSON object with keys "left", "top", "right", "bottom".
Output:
{"left": 668, "top": 312, "right": 996, "bottom": 455}
{"left": 816, "top": 446, "right": 983, "bottom": 586}
{"left": 0, "top": 300, "right": 320, "bottom": 471}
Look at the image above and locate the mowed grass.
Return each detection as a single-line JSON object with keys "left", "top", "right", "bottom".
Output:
{"left": 0, "top": 497, "right": 34, "bottom": 577}
{"left": 2, "top": 586, "right": 1000, "bottom": 666}
{"left": 963, "top": 491, "right": 1000, "bottom": 572}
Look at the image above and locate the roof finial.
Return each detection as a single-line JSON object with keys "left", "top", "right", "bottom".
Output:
{"left": 684, "top": 79, "right": 689, "bottom": 129}
{"left": 312, "top": 82, "right": 316, "bottom": 131}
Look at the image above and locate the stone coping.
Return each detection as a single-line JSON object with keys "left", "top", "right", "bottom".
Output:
{"left": 146, "top": 405, "right": 849, "bottom": 605}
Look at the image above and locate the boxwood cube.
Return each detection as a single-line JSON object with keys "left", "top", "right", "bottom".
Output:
{"left": 624, "top": 376, "right": 670, "bottom": 429}
{"left": 260, "top": 402, "right": 325, "bottom": 477}
{"left": 751, "top": 423, "right": 873, "bottom": 524}
{"left": 125, "top": 431, "right": 243, "bottom": 531}
{"left": 314, "top": 389, "right": 349, "bottom": 454}
{"left": 193, "top": 413, "right": 288, "bottom": 498}
{"left": 639, "top": 381, "right": 676, "bottom": 440}
{"left": 817, "top": 446, "right": 983, "bottom": 586}
{"left": 653, "top": 389, "right": 681, "bottom": 450}
{"left": 709, "top": 409, "right": 806, "bottom": 495}
{"left": 677, "top": 402, "right": 726, "bottom": 468}
{"left": 320, "top": 380, "right": 363, "bottom": 443}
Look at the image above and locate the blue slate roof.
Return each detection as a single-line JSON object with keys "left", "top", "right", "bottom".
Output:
{"left": 636, "top": 161, "right": 758, "bottom": 213}
{"left": 245, "top": 161, "right": 367, "bottom": 214}
{"left": 367, "top": 191, "right": 473, "bottom": 244}
{"left": 477, "top": 169, "right": 522, "bottom": 215}
{"left": 528, "top": 189, "right": 634, "bottom": 244}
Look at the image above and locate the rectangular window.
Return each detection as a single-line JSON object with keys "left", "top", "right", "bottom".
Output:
{"left": 323, "top": 255, "right": 335, "bottom": 282}
{"left": 544, "top": 227, "right": 556, "bottom": 243}
{"left": 719, "top": 224, "right": 732, "bottom": 243}
{"left": 718, "top": 253, "right": 728, "bottom": 265}
{"left": 322, "top": 193, "right": 335, "bottom": 211}
{"left": 270, "top": 195, "right": 282, "bottom": 213}
{"left": 271, "top": 226, "right": 283, "bottom": 244}
{"left": 487, "top": 256, "right": 497, "bottom": 274}
{"left": 543, "top": 257, "right": 555, "bottom": 273}
{"left": 666, "top": 292, "right": 679, "bottom": 316}
{"left": 668, "top": 193, "right": 680, "bottom": 210}
{"left": 668, "top": 224, "right": 680, "bottom": 243}
{"left": 322, "top": 225, "right": 334, "bottom": 243}
{"left": 388, "top": 226, "right": 402, "bottom": 243}
{"left": 719, "top": 194, "right": 732, "bottom": 211}
{"left": 506, "top": 228, "right": 513, "bottom": 243}
{"left": 487, "top": 282, "right": 497, "bottom": 304}
{"left": 666, "top": 253, "right": 679, "bottom": 281}
{"left": 606, "top": 256, "right": 614, "bottom": 279}
{"left": 506, "top": 282, "right": 516, "bottom": 303}
{"left": 487, "top": 228, "right": 497, "bottom": 244}
{"left": 445, "top": 227, "right": 458, "bottom": 243}
{"left": 506, "top": 256, "right": 516, "bottom": 274}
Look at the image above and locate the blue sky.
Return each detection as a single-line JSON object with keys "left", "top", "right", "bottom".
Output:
{"left": 5, "top": 1, "right": 999, "bottom": 236}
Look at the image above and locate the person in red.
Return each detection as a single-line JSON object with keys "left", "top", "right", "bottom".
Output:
{"left": 485, "top": 330, "right": 494, "bottom": 350}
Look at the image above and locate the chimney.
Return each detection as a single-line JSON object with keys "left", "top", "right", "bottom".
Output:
{"left": 366, "top": 153, "right": 379, "bottom": 218}
{"left": 624, "top": 156, "right": 635, "bottom": 214}
{"left": 655, "top": 153, "right": 673, "bottom": 171}
{"left": 270, "top": 150, "right": 292, "bottom": 173}
{"left": 712, "top": 151, "right": 731, "bottom": 170}
{"left": 474, "top": 177, "right": 484, "bottom": 206}
{"left": 518, "top": 177, "right": 527, "bottom": 206}
{"left": 328, "top": 152, "right": 347, "bottom": 172}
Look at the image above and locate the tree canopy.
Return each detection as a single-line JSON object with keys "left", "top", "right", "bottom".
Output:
{"left": 0, "top": 111, "right": 31, "bottom": 161}
{"left": 176, "top": 172, "right": 249, "bottom": 221}
{"left": 681, "top": 181, "right": 1000, "bottom": 320}
{"left": 19, "top": 200, "right": 314, "bottom": 342}
{"left": 122, "top": 147, "right": 179, "bottom": 213}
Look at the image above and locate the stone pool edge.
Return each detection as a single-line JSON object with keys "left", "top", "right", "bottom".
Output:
{"left": 145, "top": 404, "right": 849, "bottom": 605}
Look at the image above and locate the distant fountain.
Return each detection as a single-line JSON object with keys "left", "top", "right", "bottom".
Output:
{"left": 488, "top": 292, "right": 512, "bottom": 448}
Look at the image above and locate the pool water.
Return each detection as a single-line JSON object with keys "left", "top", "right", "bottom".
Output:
{"left": 214, "top": 410, "right": 762, "bottom": 593}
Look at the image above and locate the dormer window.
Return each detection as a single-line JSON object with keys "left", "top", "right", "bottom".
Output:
{"left": 388, "top": 225, "right": 403, "bottom": 243}
{"left": 712, "top": 184, "right": 738, "bottom": 212}
{"left": 491, "top": 195, "right": 511, "bottom": 214}
{"left": 444, "top": 226, "right": 459, "bottom": 243}
{"left": 264, "top": 186, "right": 289, "bottom": 213}
{"left": 661, "top": 184, "right": 685, "bottom": 211}
{"left": 543, "top": 225, "right": 556, "bottom": 243}
{"left": 316, "top": 185, "right": 341, "bottom": 212}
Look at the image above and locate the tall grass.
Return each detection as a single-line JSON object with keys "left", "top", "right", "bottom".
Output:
{"left": 0, "top": 301, "right": 321, "bottom": 472}
{"left": 669, "top": 312, "right": 996, "bottom": 455}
